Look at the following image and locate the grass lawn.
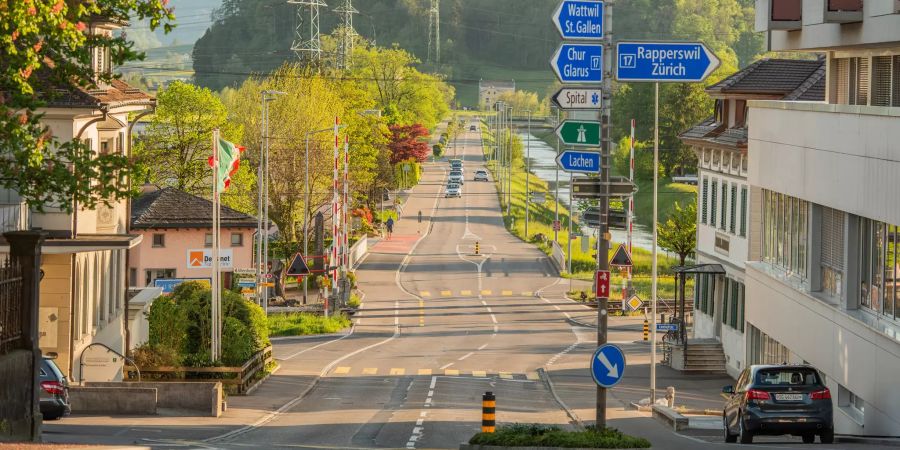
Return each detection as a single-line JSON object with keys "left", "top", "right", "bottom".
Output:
{"left": 480, "top": 127, "right": 692, "bottom": 301}
{"left": 268, "top": 313, "right": 352, "bottom": 337}
{"left": 469, "top": 424, "right": 651, "bottom": 449}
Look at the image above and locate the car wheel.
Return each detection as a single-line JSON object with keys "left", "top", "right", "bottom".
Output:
{"left": 42, "top": 413, "right": 62, "bottom": 421}
{"left": 738, "top": 414, "right": 753, "bottom": 444}
{"left": 802, "top": 434, "right": 815, "bottom": 444}
{"left": 820, "top": 429, "right": 834, "bottom": 444}
{"left": 724, "top": 414, "right": 738, "bottom": 443}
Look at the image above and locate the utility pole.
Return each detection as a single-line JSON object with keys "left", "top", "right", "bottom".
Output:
{"left": 333, "top": 0, "right": 358, "bottom": 70}
{"left": 506, "top": 106, "right": 512, "bottom": 217}
{"left": 259, "top": 90, "right": 286, "bottom": 312}
{"left": 288, "top": 0, "right": 326, "bottom": 64}
{"left": 596, "top": 1, "right": 613, "bottom": 429}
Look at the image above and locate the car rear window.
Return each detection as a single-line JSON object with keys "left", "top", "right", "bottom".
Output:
{"left": 42, "top": 358, "right": 65, "bottom": 380}
{"left": 755, "top": 368, "right": 821, "bottom": 386}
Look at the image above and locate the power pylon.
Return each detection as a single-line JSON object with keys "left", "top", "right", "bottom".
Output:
{"left": 427, "top": 0, "right": 440, "bottom": 63}
{"left": 288, "top": 0, "right": 327, "bottom": 63}
{"left": 333, "top": 0, "right": 358, "bottom": 70}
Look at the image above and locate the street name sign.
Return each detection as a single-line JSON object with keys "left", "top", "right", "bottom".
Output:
{"left": 556, "top": 120, "right": 601, "bottom": 146}
{"left": 551, "top": 88, "right": 603, "bottom": 110}
{"left": 615, "top": 41, "right": 720, "bottom": 83}
{"left": 553, "top": 0, "right": 604, "bottom": 40}
{"left": 551, "top": 44, "right": 604, "bottom": 84}
{"left": 557, "top": 150, "right": 602, "bottom": 174}
{"left": 595, "top": 270, "right": 610, "bottom": 298}
{"left": 657, "top": 323, "right": 679, "bottom": 332}
{"left": 591, "top": 344, "right": 626, "bottom": 388}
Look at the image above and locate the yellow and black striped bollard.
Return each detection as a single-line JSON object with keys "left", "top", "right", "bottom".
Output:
{"left": 481, "top": 391, "right": 495, "bottom": 433}
{"left": 643, "top": 319, "right": 649, "bottom": 341}
{"left": 475, "top": 242, "right": 480, "bottom": 255}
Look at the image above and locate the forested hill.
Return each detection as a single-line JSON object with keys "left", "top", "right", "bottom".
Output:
{"left": 194, "top": 0, "right": 762, "bottom": 103}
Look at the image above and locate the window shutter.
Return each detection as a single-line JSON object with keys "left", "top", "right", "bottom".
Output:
{"left": 821, "top": 207, "right": 845, "bottom": 270}
{"left": 872, "top": 56, "right": 892, "bottom": 107}
{"left": 711, "top": 180, "right": 718, "bottom": 226}
{"left": 730, "top": 184, "right": 737, "bottom": 234}
{"left": 836, "top": 58, "right": 849, "bottom": 104}
{"left": 893, "top": 56, "right": 900, "bottom": 107}
{"left": 722, "top": 279, "right": 730, "bottom": 324}
{"left": 721, "top": 182, "right": 728, "bottom": 230}
{"left": 701, "top": 177, "right": 709, "bottom": 224}
{"left": 857, "top": 57, "right": 870, "bottom": 106}
{"left": 740, "top": 186, "right": 748, "bottom": 237}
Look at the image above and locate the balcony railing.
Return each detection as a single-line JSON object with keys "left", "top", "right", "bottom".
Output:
{"left": 0, "top": 203, "right": 30, "bottom": 234}
{"left": 770, "top": 0, "right": 802, "bottom": 29}
{"left": 825, "top": 0, "right": 863, "bottom": 23}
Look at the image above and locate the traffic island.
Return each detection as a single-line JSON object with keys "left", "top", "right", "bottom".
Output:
{"left": 463, "top": 424, "right": 651, "bottom": 449}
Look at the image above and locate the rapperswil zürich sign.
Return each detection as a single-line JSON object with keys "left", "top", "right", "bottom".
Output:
{"left": 553, "top": 0, "right": 604, "bottom": 40}
{"left": 615, "top": 41, "right": 720, "bottom": 83}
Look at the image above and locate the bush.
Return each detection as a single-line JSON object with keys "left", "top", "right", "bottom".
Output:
{"left": 222, "top": 317, "right": 254, "bottom": 366}
{"left": 131, "top": 343, "right": 181, "bottom": 368}
{"left": 346, "top": 272, "right": 358, "bottom": 289}
{"left": 469, "top": 424, "right": 651, "bottom": 448}
{"left": 348, "top": 292, "right": 361, "bottom": 308}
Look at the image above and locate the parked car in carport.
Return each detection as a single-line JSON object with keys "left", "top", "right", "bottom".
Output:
{"left": 40, "top": 355, "right": 70, "bottom": 420}
{"left": 723, "top": 364, "right": 833, "bottom": 444}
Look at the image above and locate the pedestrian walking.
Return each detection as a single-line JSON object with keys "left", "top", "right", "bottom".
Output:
{"left": 386, "top": 217, "right": 395, "bottom": 240}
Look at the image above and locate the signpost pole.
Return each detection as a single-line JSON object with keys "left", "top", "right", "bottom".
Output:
{"left": 596, "top": 0, "right": 612, "bottom": 430}
{"left": 554, "top": 107, "right": 561, "bottom": 243}
{"left": 651, "top": 82, "right": 659, "bottom": 404}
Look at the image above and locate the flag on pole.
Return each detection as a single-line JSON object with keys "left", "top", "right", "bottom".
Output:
{"left": 208, "top": 138, "right": 246, "bottom": 191}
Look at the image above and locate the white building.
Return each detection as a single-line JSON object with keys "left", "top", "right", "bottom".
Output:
{"left": 478, "top": 80, "right": 515, "bottom": 111}
{"left": 747, "top": 0, "right": 900, "bottom": 436}
{"left": 680, "top": 58, "right": 826, "bottom": 377}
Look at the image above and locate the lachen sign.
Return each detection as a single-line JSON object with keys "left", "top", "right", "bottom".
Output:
{"left": 186, "top": 248, "right": 234, "bottom": 269}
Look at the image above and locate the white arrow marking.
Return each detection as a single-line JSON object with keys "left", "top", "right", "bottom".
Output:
{"left": 596, "top": 351, "right": 619, "bottom": 379}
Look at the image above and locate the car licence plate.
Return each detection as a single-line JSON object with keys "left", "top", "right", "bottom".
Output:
{"left": 775, "top": 393, "right": 804, "bottom": 401}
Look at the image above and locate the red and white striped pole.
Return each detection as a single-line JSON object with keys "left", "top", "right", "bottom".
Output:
{"left": 343, "top": 136, "right": 350, "bottom": 270}
{"left": 331, "top": 117, "right": 340, "bottom": 314}
{"left": 627, "top": 119, "right": 636, "bottom": 296}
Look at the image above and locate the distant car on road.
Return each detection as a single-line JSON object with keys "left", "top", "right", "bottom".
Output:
{"left": 474, "top": 170, "right": 489, "bottom": 181}
{"left": 450, "top": 159, "right": 463, "bottom": 170}
{"left": 448, "top": 171, "right": 464, "bottom": 185}
{"left": 723, "top": 364, "right": 833, "bottom": 444}
{"left": 445, "top": 183, "right": 462, "bottom": 198}
{"left": 40, "top": 356, "right": 70, "bottom": 420}
{"left": 469, "top": 125, "right": 477, "bottom": 131}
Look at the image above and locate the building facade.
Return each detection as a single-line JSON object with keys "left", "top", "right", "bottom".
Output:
{"left": 681, "top": 58, "right": 825, "bottom": 377}
{"left": 129, "top": 187, "right": 256, "bottom": 293}
{"left": 748, "top": 0, "right": 900, "bottom": 436}
{"left": 478, "top": 80, "right": 515, "bottom": 110}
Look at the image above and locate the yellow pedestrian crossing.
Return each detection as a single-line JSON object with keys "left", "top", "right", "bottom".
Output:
{"left": 390, "top": 368, "right": 406, "bottom": 375}
{"left": 499, "top": 372, "right": 513, "bottom": 379}
{"left": 521, "top": 291, "right": 533, "bottom": 297}
{"left": 440, "top": 290, "right": 452, "bottom": 297}
{"left": 481, "top": 290, "right": 492, "bottom": 295}
{"left": 526, "top": 372, "right": 540, "bottom": 381}
{"left": 362, "top": 367, "right": 378, "bottom": 375}
{"left": 329, "top": 367, "right": 539, "bottom": 380}
{"left": 334, "top": 367, "right": 351, "bottom": 374}
{"left": 420, "top": 291, "right": 431, "bottom": 297}
{"left": 444, "top": 369, "right": 460, "bottom": 376}
{"left": 418, "top": 369, "right": 432, "bottom": 376}
{"left": 461, "top": 290, "right": 472, "bottom": 296}
{"left": 414, "top": 289, "right": 542, "bottom": 298}
{"left": 501, "top": 290, "right": 513, "bottom": 296}
{"left": 472, "top": 370, "right": 487, "bottom": 377}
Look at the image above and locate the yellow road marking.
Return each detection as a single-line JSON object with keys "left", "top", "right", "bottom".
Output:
{"left": 502, "top": 290, "right": 513, "bottom": 296}
{"left": 472, "top": 370, "right": 487, "bottom": 378}
{"left": 418, "top": 369, "right": 432, "bottom": 376}
{"left": 521, "top": 291, "right": 533, "bottom": 297}
{"left": 444, "top": 369, "right": 460, "bottom": 376}
{"left": 481, "top": 290, "right": 492, "bottom": 295}
{"left": 526, "top": 372, "right": 540, "bottom": 381}
{"left": 461, "top": 290, "right": 473, "bottom": 296}
{"left": 441, "top": 290, "right": 452, "bottom": 297}
{"left": 362, "top": 368, "right": 378, "bottom": 375}
{"left": 420, "top": 291, "right": 431, "bottom": 297}
{"left": 390, "top": 368, "right": 406, "bottom": 375}
{"left": 334, "top": 367, "right": 351, "bottom": 374}
{"left": 499, "top": 372, "right": 513, "bottom": 379}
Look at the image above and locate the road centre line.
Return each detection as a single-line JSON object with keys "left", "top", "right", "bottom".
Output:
{"left": 478, "top": 343, "right": 488, "bottom": 350}
{"left": 439, "top": 362, "right": 454, "bottom": 370}
{"left": 458, "top": 352, "right": 474, "bottom": 361}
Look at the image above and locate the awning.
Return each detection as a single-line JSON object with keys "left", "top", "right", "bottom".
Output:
{"left": 673, "top": 263, "right": 726, "bottom": 275}
{"left": 0, "top": 233, "right": 142, "bottom": 254}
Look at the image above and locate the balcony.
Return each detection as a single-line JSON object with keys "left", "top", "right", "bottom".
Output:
{"left": 770, "top": 0, "right": 802, "bottom": 30}
{"left": 825, "top": 0, "right": 863, "bottom": 23}
{"left": 0, "top": 203, "right": 30, "bottom": 234}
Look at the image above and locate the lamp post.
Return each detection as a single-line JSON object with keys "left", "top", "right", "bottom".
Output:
{"left": 506, "top": 106, "right": 513, "bottom": 217}
{"left": 524, "top": 109, "right": 532, "bottom": 240}
{"left": 303, "top": 127, "right": 335, "bottom": 305}
{"left": 259, "top": 90, "right": 286, "bottom": 314}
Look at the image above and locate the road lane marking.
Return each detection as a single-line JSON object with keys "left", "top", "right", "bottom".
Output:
{"left": 416, "top": 418, "right": 424, "bottom": 426}
{"left": 334, "top": 366, "right": 351, "bottom": 374}
{"left": 461, "top": 290, "right": 472, "bottom": 296}
{"left": 493, "top": 325, "right": 499, "bottom": 333}
{"left": 362, "top": 367, "right": 378, "bottom": 375}
{"left": 481, "top": 290, "right": 492, "bottom": 295}
{"left": 526, "top": 372, "right": 540, "bottom": 381}
{"left": 444, "top": 369, "right": 460, "bottom": 376}
{"left": 486, "top": 307, "right": 493, "bottom": 313}
{"left": 440, "top": 290, "right": 452, "bottom": 297}
{"left": 478, "top": 343, "right": 488, "bottom": 350}
{"left": 499, "top": 372, "right": 513, "bottom": 379}
{"left": 521, "top": 291, "right": 533, "bottom": 296}
{"left": 439, "top": 362, "right": 454, "bottom": 370}
{"left": 427, "top": 390, "right": 434, "bottom": 397}
{"left": 490, "top": 314, "right": 498, "bottom": 324}
{"left": 430, "top": 377, "right": 437, "bottom": 389}
{"left": 420, "top": 291, "right": 431, "bottom": 297}
{"left": 472, "top": 370, "right": 487, "bottom": 377}
{"left": 502, "top": 290, "right": 513, "bottom": 296}
{"left": 390, "top": 368, "right": 406, "bottom": 375}
{"left": 418, "top": 369, "right": 432, "bottom": 376}
{"left": 458, "top": 352, "right": 474, "bottom": 361}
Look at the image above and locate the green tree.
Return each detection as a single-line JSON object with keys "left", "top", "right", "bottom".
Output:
{"left": 612, "top": 137, "right": 661, "bottom": 181}
{"left": 134, "top": 81, "right": 242, "bottom": 195}
{"left": 658, "top": 200, "right": 697, "bottom": 266}
{"left": 0, "top": 0, "right": 173, "bottom": 211}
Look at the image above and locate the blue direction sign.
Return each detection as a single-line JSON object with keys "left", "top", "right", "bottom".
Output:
{"left": 591, "top": 344, "right": 626, "bottom": 388}
{"left": 553, "top": 0, "right": 604, "bottom": 40}
{"left": 615, "top": 41, "right": 720, "bottom": 83}
{"left": 657, "top": 323, "right": 680, "bottom": 332}
{"left": 551, "top": 44, "right": 604, "bottom": 84}
{"left": 556, "top": 150, "right": 601, "bottom": 174}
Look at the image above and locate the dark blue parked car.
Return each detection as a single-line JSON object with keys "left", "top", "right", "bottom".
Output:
{"left": 39, "top": 355, "right": 70, "bottom": 420}
{"left": 723, "top": 364, "right": 833, "bottom": 444}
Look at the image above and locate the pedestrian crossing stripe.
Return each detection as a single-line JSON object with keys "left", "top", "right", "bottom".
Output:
{"left": 441, "top": 290, "right": 452, "bottom": 297}
{"left": 526, "top": 372, "right": 540, "bottom": 381}
{"left": 362, "top": 367, "right": 378, "bottom": 375}
{"left": 481, "top": 290, "right": 492, "bottom": 295}
{"left": 390, "top": 368, "right": 406, "bottom": 375}
{"left": 418, "top": 369, "right": 432, "bottom": 376}
{"left": 420, "top": 291, "right": 431, "bottom": 297}
{"left": 521, "top": 291, "right": 533, "bottom": 297}
{"left": 502, "top": 290, "right": 513, "bottom": 296}
{"left": 334, "top": 367, "right": 350, "bottom": 374}
{"left": 444, "top": 369, "right": 460, "bottom": 376}
{"left": 461, "top": 290, "right": 472, "bottom": 296}
{"left": 472, "top": 370, "right": 487, "bottom": 377}
{"left": 499, "top": 372, "right": 513, "bottom": 379}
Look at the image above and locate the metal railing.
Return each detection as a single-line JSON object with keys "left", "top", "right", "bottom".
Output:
{"left": 0, "top": 255, "right": 24, "bottom": 355}
{"left": 0, "top": 202, "right": 29, "bottom": 233}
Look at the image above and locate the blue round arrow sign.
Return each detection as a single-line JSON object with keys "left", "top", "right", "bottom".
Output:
{"left": 590, "top": 344, "right": 626, "bottom": 388}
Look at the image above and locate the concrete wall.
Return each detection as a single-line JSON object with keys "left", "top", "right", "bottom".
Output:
{"left": 749, "top": 101, "right": 900, "bottom": 227}
{"left": 129, "top": 227, "right": 254, "bottom": 287}
{"left": 721, "top": 325, "right": 746, "bottom": 378}
{"left": 68, "top": 386, "right": 156, "bottom": 415}
{"left": 0, "top": 350, "right": 39, "bottom": 442}
{"left": 349, "top": 235, "right": 369, "bottom": 269}
{"left": 758, "top": 0, "right": 900, "bottom": 51}
{"left": 88, "top": 382, "right": 223, "bottom": 417}
{"left": 746, "top": 263, "right": 900, "bottom": 436}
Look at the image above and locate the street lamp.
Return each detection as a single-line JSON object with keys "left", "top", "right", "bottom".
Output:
{"left": 524, "top": 109, "right": 532, "bottom": 240}
{"left": 258, "top": 90, "right": 286, "bottom": 314}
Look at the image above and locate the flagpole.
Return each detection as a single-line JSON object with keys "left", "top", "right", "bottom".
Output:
{"left": 212, "top": 129, "right": 221, "bottom": 361}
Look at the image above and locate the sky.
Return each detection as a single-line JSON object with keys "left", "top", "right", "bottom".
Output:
{"left": 128, "top": 0, "right": 222, "bottom": 48}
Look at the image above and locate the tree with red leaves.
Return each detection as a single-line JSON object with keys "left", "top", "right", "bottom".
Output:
{"left": 388, "top": 123, "right": 431, "bottom": 164}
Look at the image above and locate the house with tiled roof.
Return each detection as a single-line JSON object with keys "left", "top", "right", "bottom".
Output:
{"left": 675, "top": 58, "right": 825, "bottom": 378}
{"left": 128, "top": 186, "right": 257, "bottom": 296}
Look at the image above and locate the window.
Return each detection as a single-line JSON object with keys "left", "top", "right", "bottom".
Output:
{"left": 748, "top": 324, "right": 792, "bottom": 365}
{"left": 711, "top": 179, "right": 718, "bottom": 226}
{"left": 730, "top": 184, "right": 737, "bottom": 234}
{"left": 145, "top": 268, "right": 176, "bottom": 287}
{"left": 771, "top": 0, "right": 802, "bottom": 21}
{"left": 720, "top": 181, "right": 728, "bottom": 231}
{"left": 231, "top": 232, "right": 243, "bottom": 247}
{"left": 838, "top": 384, "right": 866, "bottom": 425}
{"left": 872, "top": 56, "right": 893, "bottom": 107}
{"left": 701, "top": 177, "right": 709, "bottom": 224}
{"left": 858, "top": 218, "right": 900, "bottom": 321}
{"left": 821, "top": 207, "right": 845, "bottom": 298}
{"left": 850, "top": 57, "right": 869, "bottom": 105}
{"left": 740, "top": 186, "right": 748, "bottom": 237}
{"left": 152, "top": 234, "right": 165, "bottom": 248}
{"left": 734, "top": 100, "right": 747, "bottom": 127}
{"left": 205, "top": 233, "right": 213, "bottom": 247}
{"left": 762, "top": 190, "right": 809, "bottom": 278}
